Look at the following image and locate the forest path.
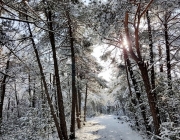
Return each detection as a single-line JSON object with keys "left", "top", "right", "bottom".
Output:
{"left": 76, "top": 115, "right": 147, "bottom": 140}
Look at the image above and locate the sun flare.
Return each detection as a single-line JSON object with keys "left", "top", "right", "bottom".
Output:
{"left": 123, "top": 38, "right": 128, "bottom": 47}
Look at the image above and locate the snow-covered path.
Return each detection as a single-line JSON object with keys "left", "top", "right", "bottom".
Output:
{"left": 76, "top": 115, "right": 147, "bottom": 140}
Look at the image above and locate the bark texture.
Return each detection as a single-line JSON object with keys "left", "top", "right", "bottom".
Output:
{"left": 27, "top": 21, "right": 63, "bottom": 140}
{"left": 0, "top": 54, "right": 10, "bottom": 134}
{"left": 164, "top": 13, "right": 172, "bottom": 92}
{"left": 124, "top": 11, "right": 160, "bottom": 136}
{"left": 84, "top": 83, "right": 88, "bottom": 122}
{"left": 65, "top": 10, "right": 80, "bottom": 139}
{"left": 46, "top": 6, "right": 68, "bottom": 140}
{"left": 146, "top": 10, "right": 161, "bottom": 129}
{"left": 123, "top": 48, "right": 150, "bottom": 132}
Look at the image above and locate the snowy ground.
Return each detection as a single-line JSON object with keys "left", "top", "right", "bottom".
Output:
{"left": 76, "top": 115, "right": 147, "bottom": 140}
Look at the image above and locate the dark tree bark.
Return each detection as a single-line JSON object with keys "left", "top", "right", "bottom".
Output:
{"left": 138, "top": 62, "right": 160, "bottom": 135}
{"left": 77, "top": 81, "right": 81, "bottom": 119}
{"left": 84, "top": 83, "right": 88, "bottom": 122}
{"left": 28, "top": 73, "right": 31, "bottom": 107}
{"left": 164, "top": 12, "right": 172, "bottom": 93}
{"left": 75, "top": 93, "right": 81, "bottom": 129}
{"left": 27, "top": 20, "right": 64, "bottom": 140}
{"left": 7, "top": 97, "right": 10, "bottom": 120}
{"left": 146, "top": 10, "right": 156, "bottom": 95}
{"left": 146, "top": 10, "right": 161, "bottom": 127}
{"left": 51, "top": 74, "right": 58, "bottom": 115}
{"left": 124, "top": 48, "right": 139, "bottom": 127}
{"left": 158, "top": 45, "right": 163, "bottom": 72}
{"left": 0, "top": 54, "right": 10, "bottom": 134}
{"left": 65, "top": 10, "right": 80, "bottom": 139}
{"left": 124, "top": 11, "right": 160, "bottom": 136}
{"left": 123, "top": 47, "right": 150, "bottom": 132}
{"left": 67, "top": 79, "right": 71, "bottom": 101}
{"left": 45, "top": 5, "right": 68, "bottom": 139}
{"left": 76, "top": 79, "right": 81, "bottom": 129}
{"left": 32, "top": 78, "right": 36, "bottom": 108}
{"left": 14, "top": 81, "right": 20, "bottom": 117}
{"left": 146, "top": 10, "right": 160, "bottom": 125}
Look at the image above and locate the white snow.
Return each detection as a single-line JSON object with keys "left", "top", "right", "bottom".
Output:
{"left": 76, "top": 115, "right": 147, "bottom": 140}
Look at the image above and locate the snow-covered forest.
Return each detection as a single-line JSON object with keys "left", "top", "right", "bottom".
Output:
{"left": 0, "top": 0, "right": 180, "bottom": 140}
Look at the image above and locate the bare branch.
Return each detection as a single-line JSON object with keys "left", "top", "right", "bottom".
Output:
{"left": 140, "top": 0, "right": 154, "bottom": 18}
{"left": 0, "top": 16, "right": 34, "bottom": 23}
{"left": 0, "top": 71, "right": 13, "bottom": 78}
{"left": 124, "top": 11, "right": 140, "bottom": 63}
{"left": 2, "top": 0, "right": 36, "bottom": 20}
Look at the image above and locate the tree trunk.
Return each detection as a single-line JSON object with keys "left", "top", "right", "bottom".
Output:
{"left": 146, "top": 10, "right": 156, "bottom": 95}
{"left": 65, "top": 10, "right": 79, "bottom": 139}
{"left": 0, "top": 54, "right": 10, "bottom": 134}
{"left": 75, "top": 93, "right": 81, "bottom": 129}
{"left": 84, "top": 83, "right": 88, "bottom": 122}
{"left": 7, "top": 97, "right": 10, "bottom": 120}
{"left": 52, "top": 74, "right": 58, "bottom": 115}
{"left": 164, "top": 13, "right": 172, "bottom": 93}
{"left": 77, "top": 81, "right": 81, "bottom": 119}
{"left": 14, "top": 81, "right": 20, "bottom": 117}
{"left": 28, "top": 73, "right": 31, "bottom": 107}
{"left": 45, "top": 7, "right": 68, "bottom": 140}
{"left": 32, "top": 78, "right": 36, "bottom": 108}
{"left": 75, "top": 80, "right": 81, "bottom": 129}
{"left": 146, "top": 10, "right": 161, "bottom": 129}
{"left": 138, "top": 62, "right": 160, "bottom": 136}
{"left": 124, "top": 48, "right": 139, "bottom": 127}
{"left": 124, "top": 11, "right": 160, "bottom": 136}
{"left": 158, "top": 45, "right": 163, "bottom": 72}
{"left": 67, "top": 79, "right": 71, "bottom": 101}
{"left": 27, "top": 21, "right": 63, "bottom": 140}
{"left": 124, "top": 48, "right": 150, "bottom": 132}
